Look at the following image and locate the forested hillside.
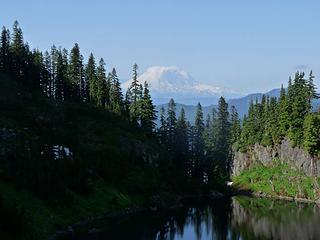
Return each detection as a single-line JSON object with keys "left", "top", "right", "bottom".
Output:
{"left": 0, "top": 21, "right": 169, "bottom": 239}
{"left": 0, "top": 21, "right": 234, "bottom": 239}
{"left": 3, "top": 20, "right": 318, "bottom": 240}
{"left": 232, "top": 71, "right": 320, "bottom": 201}
{"left": 234, "top": 71, "right": 320, "bottom": 155}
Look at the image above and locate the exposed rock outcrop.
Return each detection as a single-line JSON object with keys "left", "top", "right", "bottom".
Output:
{"left": 232, "top": 139, "right": 320, "bottom": 177}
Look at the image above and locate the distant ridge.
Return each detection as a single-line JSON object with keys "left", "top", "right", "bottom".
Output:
{"left": 155, "top": 88, "right": 320, "bottom": 124}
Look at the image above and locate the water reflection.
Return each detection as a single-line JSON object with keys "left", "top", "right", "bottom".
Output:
{"left": 231, "top": 197, "right": 320, "bottom": 240}
{"left": 70, "top": 196, "right": 320, "bottom": 240}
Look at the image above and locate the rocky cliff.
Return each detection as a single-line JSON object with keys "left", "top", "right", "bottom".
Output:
{"left": 232, "top": 139, "right": 320, "bottom": 177}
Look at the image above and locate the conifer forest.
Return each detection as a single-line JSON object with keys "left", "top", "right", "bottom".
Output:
{"left": 1, "top": 17, "right": 320, "bottom": 240}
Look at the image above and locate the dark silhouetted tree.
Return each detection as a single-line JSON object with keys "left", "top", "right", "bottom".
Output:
{"left": 109, "top": 68, "right": 123, "bottom": 114}
{"left": 140, "top": 81, "right": 156, "bottom": 133}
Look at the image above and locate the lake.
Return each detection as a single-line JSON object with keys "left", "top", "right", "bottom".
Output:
{"left": 67, "top": 196, "right": 320, "bottom": 240}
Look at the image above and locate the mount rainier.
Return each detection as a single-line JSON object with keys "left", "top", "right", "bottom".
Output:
{"left": 122, "top": 66, "right": 242, "bottom": 106}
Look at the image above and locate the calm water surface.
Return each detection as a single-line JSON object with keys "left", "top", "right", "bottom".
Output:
{"left": 69, "top": 196, "right": 320, "bottom": 240}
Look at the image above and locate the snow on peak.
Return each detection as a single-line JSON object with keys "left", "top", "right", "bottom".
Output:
{"left": 122, "top": 66, "right": 196, "bottom": 93}
{"left": 122, "top": 66, "right": 241, "bottom": 104}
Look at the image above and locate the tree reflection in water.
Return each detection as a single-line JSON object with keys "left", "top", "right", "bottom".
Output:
{"left": 70, "top": 197, "right": 320, "bottom": 240}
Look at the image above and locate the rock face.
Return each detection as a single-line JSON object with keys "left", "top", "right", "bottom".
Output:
{"left": 232, "top": 139, "right": 320, "bottom": 177}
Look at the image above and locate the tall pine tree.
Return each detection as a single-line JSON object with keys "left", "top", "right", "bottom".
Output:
{"left": 96, "top": 58, "right": 108, "bottom": 107}
{"left": 175, "top": 108, "right": 189, "bottom": 173}
{"left": 192, "top": 103, "right": 205, "bottom": 180}
{"left": 109, "top": 68, "right": 123, "bottom": 114}
{"left": 86, "top": 53, "right": 98, "bottom": 104}
{"left": 230, "top": 106, "right": 241, "bottom": 146}
{"left": 128, "top": 63, "right": 142, "bottom": 123}
{"left": 140, "top": 81, "right": 156, "bottom": 133}
{"left": 215, "top": 97, "right": 230, "bottom": 175}
{"left": 158, "top": 106, "right": 167, "bottom": 145}
{"left": 10, "top": 21, "right": 26, "bottom": 79}
{"left": 166, "top": 99, "right": 177, "bottom": 153}
{"left": 69, "top": 43, "right": 85, "bottom": 101}
{"left": 0, "top": 27, "right": 11, "bottom": 72}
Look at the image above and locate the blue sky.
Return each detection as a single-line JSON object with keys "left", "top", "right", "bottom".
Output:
{"left": 2, "top": 0, "right": 320, "bottom": 94}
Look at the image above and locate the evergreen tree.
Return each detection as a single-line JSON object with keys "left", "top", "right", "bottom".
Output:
{"left": 10, "top": 21, "right": 26, "bottom": 78}
{"left": 129, "top": 63, "right": 141, "bottom": 102}
{"left": 69, "top": 43, "right": 85, "bottom": 101}
{"left": 230, "top": 106, "right": 241, "bottom": 146}
{"left": 205, "top": 114, "right": 211, "bottom": 128}
{"left": 288, "top": 72, "right": 309, "bottom": 146}
{"left": 43, "top": 51, "right": 52, "bottom": 97}
{"left": 193, "top": 103, "right": 205, "bottom": 180}
{"left": 238, "top": 115, "right": 248, "bottom": 151}
{"left": 140, "top": 81, "right": 156, "bottom": 133}
{"left": 208, "top": 108, "right": 218, "bottom": 150}
{"left": 262, "top": 97, "right": 279, "bottom": 146}
{"left": 175, "top": 108, "right": 189, "bottom": 173}
{"left": 55, "top": 48, "right": 68, "bottom": 100}
{"left": 86, "top": 53, "right": 98, "bottom": 103}
{"left": 254, "top": 97, "right": 264, "bottom": 143}
{"left": 50, "top": 45, "right": 58, "bottom": 99}
{"left": 307, "top": 70, "right": 318, "bottom": 109}
{"left": 166, "top": 99, "right": 177, "bottom": 152}
{"left": 0, "top": 27, "right": 11, "bottom": 72}
{"left": 128, "top": 63, "right": 142, "bottom": 123}
{"left": 303, "top": 113, "right": 320, "bottom": 156}
{"left": 30, "top": 49, "right": 44, "bottom": 91}
{"left": 105, "top": 72, "right": 113, "bottom": 108}
{"left": 109, "top": 68, "right": 123, "bottom": 114}
{"left": 203, "top": 113, "right": 213, "bottom": 155}
{"left": 96, "top": 58, "right": 107, "bottom": 107}
{"left": 203, "top": 112, "right": 214, "bottom": 179}
{"left": 278, "top": 84, "right": 289, "bottom": 138}
{"left": 124, "top": 88, "right": 132, "bottom": 118}
{"left": 158, "top": 106, "right": 167, "bottom": 145}
{"left": 261, "top": 96, "right": 272, "bottom": 146}
{"left": 187, "top": 121, "right": 195, "bottom": 176}
{"left": 240, "top": 101, "right": 255, "bottom": 148}
{"left": 214, "top": 97, "right": 230, "bottom": 175}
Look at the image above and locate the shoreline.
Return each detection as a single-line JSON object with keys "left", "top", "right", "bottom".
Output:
{"left": 48, "top": 189, "right": 320, "bottom": 240}
{"left": 252, "top": 191, "right": 320, "bottom": 204}
{"left": 233, "top": 186, "right": 320, "bottom": 204}
{"left": 47, "top": 191, "right": 231, "bottom": 240}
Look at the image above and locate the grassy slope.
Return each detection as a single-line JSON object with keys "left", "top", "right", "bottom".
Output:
{"left": 0, "top": 73, "right": 163, "bottom": 239}
{"left": 233, "top": 159, "right": 320, "bottom": 200}
{"left": 0, "top": 180, "right": 133, "bottom": 240}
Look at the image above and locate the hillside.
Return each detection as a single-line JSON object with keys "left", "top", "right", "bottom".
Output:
{"left": 0, "top": 73, "right": 166, "bottom": 239}
{"left": 0, "top": 21, "right": 233, "bottom": 239}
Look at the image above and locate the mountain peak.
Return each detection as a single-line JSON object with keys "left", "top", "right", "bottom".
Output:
{"left": 122, "top": 66, "right": 242, "bottom": 105}
{"left": 122, "top": 66, "right": 195, "bottom": 93}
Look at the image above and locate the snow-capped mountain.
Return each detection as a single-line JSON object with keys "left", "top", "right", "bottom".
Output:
{"left": 122, "top": 66, "right": 242, "bottom": 105}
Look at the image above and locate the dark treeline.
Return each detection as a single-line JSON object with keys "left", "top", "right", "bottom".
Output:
{"left": 0, "top": 21, "right": 156, "bottom": 131}
{"left": 5, "top": 21, "right": 318, "bottom": 198}
{"left": 0, "top": 21, "right": 160, "bottom": 202}
{"left": 158, "top": 97, "right": 235, "bottom": 187}
{"left": 236, "top": 71, "right": 320, "bottom": 156}
{"left": 0, "top": 20, "right": 234, "bottom": 204}
{"left": 3, "top": 20, "right": 320, "bottom": 240}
